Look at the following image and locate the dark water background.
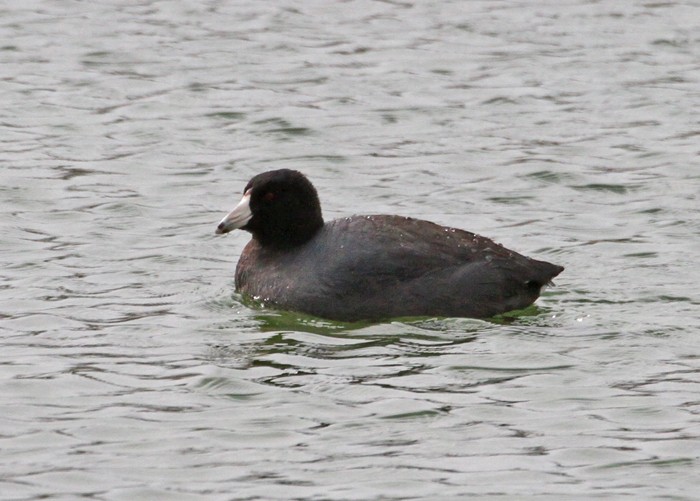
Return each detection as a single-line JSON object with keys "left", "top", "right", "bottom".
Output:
{"left": 1, "top": 1, "right": 699, "bottom": 499}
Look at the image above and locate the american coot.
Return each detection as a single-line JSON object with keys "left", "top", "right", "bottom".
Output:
{"left": 216, "top": 169, "right": 563, "bottom": 322}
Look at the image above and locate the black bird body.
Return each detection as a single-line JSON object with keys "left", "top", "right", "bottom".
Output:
{"left": 217, "top": 169, "right": 563, "bottom": 322}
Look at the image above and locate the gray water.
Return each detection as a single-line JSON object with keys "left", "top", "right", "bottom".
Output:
{"left": 1, "top": 1, "right": 699, "bottom": 499}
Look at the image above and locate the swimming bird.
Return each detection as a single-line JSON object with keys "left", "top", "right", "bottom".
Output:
{"left": 216, "top": 169, "right": 563, "bottom": 322}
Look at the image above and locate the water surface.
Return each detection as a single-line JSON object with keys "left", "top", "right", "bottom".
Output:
{"left": 1, "top": 1, "right": 699, "bottom": 499}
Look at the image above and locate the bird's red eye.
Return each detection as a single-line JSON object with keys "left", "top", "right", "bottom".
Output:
{"left": 263, "top": 192, "right": 277, "bottom": 202}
